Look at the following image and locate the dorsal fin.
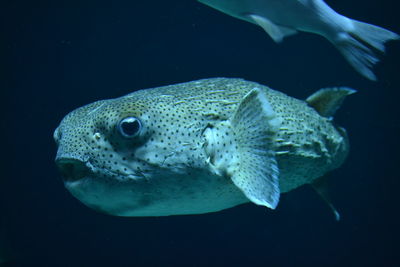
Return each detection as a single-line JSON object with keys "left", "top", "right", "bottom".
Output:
{"left": 312, "top": 175, "right": 340, "bottom": 221}
{"left": 306, "top": 87, "right": 356, "bottom": 118}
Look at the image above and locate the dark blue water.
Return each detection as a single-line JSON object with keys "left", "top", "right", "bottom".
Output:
{"left": 3, "top": 1, "right": 400, "bottom": 266}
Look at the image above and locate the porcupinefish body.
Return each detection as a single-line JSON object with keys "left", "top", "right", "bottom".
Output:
{"left": 54, "top": 78, "right": 354, "bottom": 216}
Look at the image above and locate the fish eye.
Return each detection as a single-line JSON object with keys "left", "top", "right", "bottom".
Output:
{"left": 117, "top": 117, "right": 142, "bottom": 138}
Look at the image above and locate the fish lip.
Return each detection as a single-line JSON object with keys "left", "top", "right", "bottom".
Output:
{"left": 55, "top": 158, "right": 92, "bottom": 182}
{"left": 56, "top": 157, "right": 146, "bottom": 184}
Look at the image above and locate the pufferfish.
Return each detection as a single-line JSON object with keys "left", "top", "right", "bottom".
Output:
{"left": 54, "top": 78, "right": 354, "bottom": 217}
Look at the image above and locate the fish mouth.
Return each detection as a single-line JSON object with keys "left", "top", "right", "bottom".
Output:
{"left": 56, "top": 158, "right": 91, "bottom": 182}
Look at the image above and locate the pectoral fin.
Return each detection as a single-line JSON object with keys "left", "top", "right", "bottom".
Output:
{"left": 229, "top": 88, "right": 281, "bottom": 209}
{"left": 247, "top": 14, "right": 297, "bottom": 43}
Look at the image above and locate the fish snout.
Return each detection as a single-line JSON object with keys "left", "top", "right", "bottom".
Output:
{"left": 56, "top": 158, "right": 90, "bottom": 182}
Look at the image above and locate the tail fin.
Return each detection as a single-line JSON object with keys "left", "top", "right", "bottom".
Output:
{"left": 335, "top": 20, "right": 399, "bottom": 81}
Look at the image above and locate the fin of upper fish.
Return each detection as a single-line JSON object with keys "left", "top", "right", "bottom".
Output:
{"left": 247, "top": 14, "right": 298, "bottom": 43}
{"left": 245, "top": 13, "right": 399, "bottom": 81}
{"left": 334, "top": 19, "right": 399, "bottom": 81}
{"left": 198, "top": 0, "right": 399, "bottom": 81}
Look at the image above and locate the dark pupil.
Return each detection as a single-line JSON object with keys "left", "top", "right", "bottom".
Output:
{"left": 121, "top": 120, "right": 140, "bottom": 136}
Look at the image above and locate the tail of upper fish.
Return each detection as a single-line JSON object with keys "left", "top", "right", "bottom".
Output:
{"left": 334, "top": 19, "right": 399, "bottom": 81}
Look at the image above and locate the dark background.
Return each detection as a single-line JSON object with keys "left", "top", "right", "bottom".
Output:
{"left": 2, "top": 0, "right": 400, "bottom": 266}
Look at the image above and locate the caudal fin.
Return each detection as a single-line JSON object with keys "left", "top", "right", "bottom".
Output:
{"left": 335, "top": 20, "right": 399, "bottom": 81}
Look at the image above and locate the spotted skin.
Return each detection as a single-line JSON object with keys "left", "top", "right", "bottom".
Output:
{"left": 54, "top": 78, "right": 349, "bottom": 216}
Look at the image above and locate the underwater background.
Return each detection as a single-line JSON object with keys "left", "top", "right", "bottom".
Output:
{"left": 2, "top": 0, "right": 400, "bottom": 266}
